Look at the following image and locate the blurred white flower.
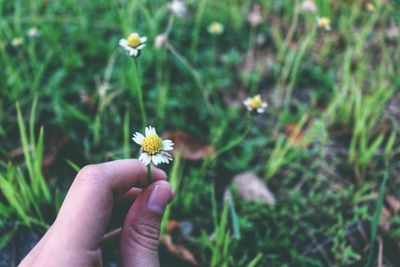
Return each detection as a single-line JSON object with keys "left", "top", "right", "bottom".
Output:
{"left": 317, "top": 17, "right": 331, "bottom": 31}
{"left": 132, "top": 126, "right": 174, "bottom": 166}
{"left": 97, "top": 82, "right": 110, "bottom": 98}
{"left": 168, "top": 0, "right": 186, "bottom": 18}
{"left": 243, "top": 95, "right": 268, "bottom": 113}
{"left": 386, "top": 19, "right": 399, "bottom": 40}
{"left": 27, "top": 27, "right": 40, "bottom": 38}
{"left": 79, "top": 92, "right": 91, "bottom": 104}
{"left": 300, "top": 0, "right": 317, "bottom": 13}
{"left": 119, "top": 32, "right": 147, "bottom": 57}
{"left": 256, "top": 34, "right": 266, "bottom": 46}
{"left": 11, "top": 37, "right": 23, "bottom": 47}
{"left": 207, "top": 22, "right": 224, "bottom": 35}
{"left": 154, "top": 33, "right": 168, "bottom": 48}
{"left": 247, "top": 4, "right": 263, "bottom": 27}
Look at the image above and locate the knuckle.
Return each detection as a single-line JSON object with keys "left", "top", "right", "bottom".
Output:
{"left": 128, "top": 221, "right": 160, "bottom": 251}
{"left": 76, "top": 164, "right": 103, "bottom": 183}
{"left": 135, "top": 222, "right": 160, "bottom": 241}
{"left": 131, "top": 159, "right": 145, "bottom": 172}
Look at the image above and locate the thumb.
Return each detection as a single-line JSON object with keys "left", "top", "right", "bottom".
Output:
{"left": 120, "top": 180, "right": 173, "bottom": 267}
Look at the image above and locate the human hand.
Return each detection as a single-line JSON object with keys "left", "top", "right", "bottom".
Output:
{"left": 20, "top": 159, "right": 174, "bottom": 267}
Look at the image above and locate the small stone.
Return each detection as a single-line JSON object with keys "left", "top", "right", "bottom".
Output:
{"left": 232, "top": 172, "right": 276, "bottom": 205}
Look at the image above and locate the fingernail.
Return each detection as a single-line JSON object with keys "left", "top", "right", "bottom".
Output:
{"left": 147, "top": 184, "right": 171, "bottom": 213}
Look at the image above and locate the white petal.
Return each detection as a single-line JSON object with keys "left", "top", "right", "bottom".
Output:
{"left": 257, "top": 108, "right": 265, "bottom": 113}
{"left": 136, "top": 44, "right": 146, "bottom": 50}
{"left": 140, "top": 36, "right": 147, "bottom": 43}
{"left": 160, "top": 154, "right": 169, "bottom": 163}
{"left": 146, "top": 126, "right": 156, "bottom": 135}
{"left": 145, "top": 126, "right": 151, "bottom": 136}
{"left": 151, "top": 154, "right": 161, "bottom": 165}
{"left": 157, "top": 155, "right": 164, "bottom": 165}
{"left": 120, "top": 43, "right": 130, "bottom": 50}
{"left": 128, "top": 48, "right": 138, "bottom": 57}
{"left": 160, "top": 152, "right": 172, "bottom": 164}
{"left": 162, "top": 140, "right": 174, "bottom": 151}
{"left": 139, "top": 153, "right": 152, "bottom": 166}
{"left": 132, "top": 132, "right": 145, "bottom": 145}
{"left": 119, "top": 39, "right": 128, "bottom": 47}
{"left": 150, "top": 155, "right": 157, "bottom": 165}
{"left": 261, "top": 103, "right": 268, "bottom": 108}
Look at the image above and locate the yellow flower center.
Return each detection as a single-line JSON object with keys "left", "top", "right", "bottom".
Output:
{"left": 127, "top": 33, "right": 141, "bottom": 48}
{"left": 319, "top": 18, "right": 330, "bottom": 29}
{"left": 142, "top": 134, "right": 163, "bottom": 155}
{"left": 209, "top": 23, "right": 224, "bottom": 34}
{"left": 249, "top": 96, "right": 263, "bottom": 109}
{"left": 12, "top": 37, "right": 23, "bottom": 47}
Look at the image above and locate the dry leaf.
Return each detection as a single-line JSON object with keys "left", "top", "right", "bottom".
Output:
{"left": 286, "top": 123, "right": 305, "bottom": 146}
{"left": 386, "top": 194, "right": 400, "bottom": 214}
{"left": 163, "top": 131, "right": 215, "bottom": 161}
{"left": 42, "top": 133, "right": 69, "bottom": 171}
{"left": 166, "top": 220, "right": 193, "bottom": 238}
{"left": 9, "top": 130, "right": 68, "bottom": 172}
{"left": 379, "top": 206, "right": 391, "bottom": 231}
{"left": 379, "top": 194, "right": 400, "bottom": 232}
{"left": 167, "top": 220, "right": 181, "bottom": 234}
{"left": 160, "top": 234, "right": 198, "bottom": 266}
{"left": 232, "top": 172, "right": 276, "bottom": 205}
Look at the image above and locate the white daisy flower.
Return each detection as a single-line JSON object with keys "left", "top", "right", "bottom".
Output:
{"left": 300, "top": 0, "right": 317, "bottom": 13}
{"left": 317, "top": 17, "right": 331, "bottom": 31}
{"left": 168, "top": 0, "right": 186, "bottom": 18}
{"left": 243, "top": 95, "right": 268, "bottom": 113}
{"left": 207, "top": 22, "right": 224, "bottom": 35}
{"left": 11, "top": 37, "right": 23, "bottom": 47}
{"left": 247, "top": 4, "right": 263, "bottom": 27}
{"left": 386, "top": 19, "right": 399, "bottom": 40}
{"left": 27, "top": 27, "right": 40, "bottom": 38}
{"left": 154, "top": 33, "right": 168, "bottom": 49}
{"left": 119, "top": 32, "right": 147, "bottom": 58}
{"left": 132, "top": 126, "right": 174, "bottom": 166}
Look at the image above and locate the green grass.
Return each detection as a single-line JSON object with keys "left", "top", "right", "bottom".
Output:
{"left": 1, "top": 0, "right": 400, "bottom": 265}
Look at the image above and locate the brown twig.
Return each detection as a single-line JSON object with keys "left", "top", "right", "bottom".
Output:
{"left": 377, "top": 236, "right": 383, "bottom": 267}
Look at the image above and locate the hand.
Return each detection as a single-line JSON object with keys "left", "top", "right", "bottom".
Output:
{"left": 20, "top": 159, "right": 174, "bottom": 267}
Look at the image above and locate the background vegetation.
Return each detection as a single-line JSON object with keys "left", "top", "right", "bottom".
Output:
{"left": 0, "top": 0, "right": 399, "bottom": 266}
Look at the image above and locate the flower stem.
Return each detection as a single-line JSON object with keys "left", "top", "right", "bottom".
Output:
{"left": 147, "top": 164, "right": 153, "bottom": 184}
{"left": 165, "top": 42, "right": 216, "bottom": 120}
{"left": 132, "top": 59, "right": 147, "bottom": 128}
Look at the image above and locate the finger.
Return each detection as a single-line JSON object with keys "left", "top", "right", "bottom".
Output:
{"left": 116, "top": 187, "right": 143, "bottom": 205}
{"left": 108, "top": 187, "right": 143, "bottom": 228}
{"left": 52, "top": 159, "right": 167, "bottom": 251}
{"left": 121, "top": 180, "right": 174, "bottom": 267}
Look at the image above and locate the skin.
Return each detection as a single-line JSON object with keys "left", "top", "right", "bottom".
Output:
{"left": 19, "top": 159, "right": 174, "bottom": 267}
